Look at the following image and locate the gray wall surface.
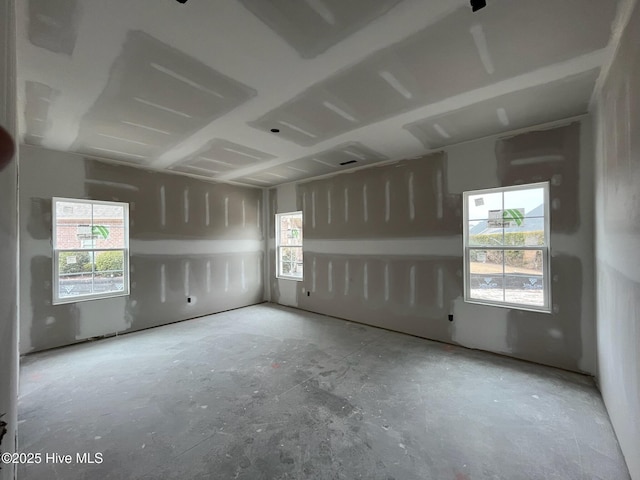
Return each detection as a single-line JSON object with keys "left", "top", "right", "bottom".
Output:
{"left": 594, "top": 1, "right": 640, "bottom": 477}
{"left": 0, "top": 0, "right": 18, "bottom": 478}
{"left": 19, "top": 145, "right": 265, "bottom": 353}
{"left": 270, "top": 119, "right": 596, "bottom": 374}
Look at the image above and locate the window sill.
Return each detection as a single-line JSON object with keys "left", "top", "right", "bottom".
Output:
{"left": 52, "top": 291, "right": 130, "bottom": 305}
{"left": 276, "top": 276, "right": 304, "bottom": 282}
{"left": 463, "top": 298, "right": 552, "bottom": 314}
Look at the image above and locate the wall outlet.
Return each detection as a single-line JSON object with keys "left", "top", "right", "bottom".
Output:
{"left": 448, "top": 314, "right": 454, "bottom": 322}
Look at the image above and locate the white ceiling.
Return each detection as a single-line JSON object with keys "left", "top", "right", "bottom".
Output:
{"left": 17, "top": 0, "right": 620, "bottom": 187}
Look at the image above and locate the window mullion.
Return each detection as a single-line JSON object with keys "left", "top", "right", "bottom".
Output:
{"left": 502, "top": 246, "right": 506, "bottom": 303}
{"left": 90, "top": 203, "right": 95, "bottom": 295}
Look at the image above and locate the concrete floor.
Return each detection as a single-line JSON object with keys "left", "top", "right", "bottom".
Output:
{"left": 18, "top": 303, "right": 629, "bottom": 480}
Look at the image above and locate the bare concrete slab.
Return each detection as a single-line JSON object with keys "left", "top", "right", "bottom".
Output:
{"left": 18, "top": 304, "right": 629, "bottom": 479}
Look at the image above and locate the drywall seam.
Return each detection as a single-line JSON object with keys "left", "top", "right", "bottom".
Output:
{"left": 304, "top": 238, "right": 460, "bottom": 256}
{"left": 262, "top": 188, "right": 271, "bottom": 301}
{"left": 577, "top": 114, "right": 596, "bottom": 374}
{"left": 589, "top": 0, "right": 639, "bottom": 109}
{"left": 128, "top": 240, "right": 263, "bottom": 255}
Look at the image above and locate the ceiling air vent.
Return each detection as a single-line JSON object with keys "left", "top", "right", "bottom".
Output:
{"left": 339, "top": 160, "right": 357, "bottom": 166}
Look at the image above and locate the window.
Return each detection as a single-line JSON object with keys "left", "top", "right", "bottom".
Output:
{"left": 52, "top": 197, "right": 130, "bottom": 304}
{"left": 276, "top": 211, "right": 303, "bottom": 280}
{"left": 463, "top": 182, "right": 550, "bottom": 312}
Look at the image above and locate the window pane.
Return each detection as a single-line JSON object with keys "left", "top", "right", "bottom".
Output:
{"left": 282, "top": 262, "right": 301, "bottom": 278}
{"left": 55, "top": 202, "right": 92, "bottom": 249}
{"left": 93, "top": 225, "right": 126, "bottom": 249}
{"left": 467, "top": 191, "right": 502, "bottom": 221}
{"left": 280, "top": 247, "right": 303, "bottom": 278}
{"left": 501, "top": 223, "right": 545, "bottom": 246}
{"left": 504, "top": 282, "right": 544, "bottom": 307}
{"left": 58, "top": 251, "right": 94, "bottom": 299}
{"left": 94, "top": 251, "right": 126, "bottom": 295}
{"left": 93, "top": 203, "right": 124, "bottom": 221}
{"left": 504, "top": 249, "right": 543, "bottom": 274}
{"left": 281, "top": 246, "right": 302, "bottom": 262}
{"left": 504, "top": 250, "right": 545, "bottom": 307}
{"left": 469, "top": 250, "right": 504, "bottom": 303}
{"left": 504, "top": 187, "right": 544, "bottom": 218}
{"left": 470, "top": 188, "right": 546, "bottom": 247}
{"left": 81, "top": 238, "right": 96, "bottom": 249}
{"left": 93, "top": 203, "right": 126, "bottom": 249}
{"left": 55, "top": 200, "right": 127, "bottom": 250}
{"left": 282, "top": 262, "right": 291, "bottom": 275}
{"left": 468, "top": 223, "right": 504, "bottom": 246}
{"left": 467, "top": 190, "right": 505, "bottom": 244}
{"left": 279, "top": 213, "right": 303, "bottom": 246}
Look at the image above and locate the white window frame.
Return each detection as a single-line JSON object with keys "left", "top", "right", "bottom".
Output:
{"left": 275, "top": 211, "right": 303, "bottom": 281}
{"left": 463, "top": 182, "right": 551, "bottom": 313}
{"left": 52, "top": 197, "right": 130, "bottom": 305}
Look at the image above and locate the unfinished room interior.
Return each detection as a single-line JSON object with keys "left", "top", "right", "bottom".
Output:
{"left": 1, "top": 0, "right": 639, "bottom": 478}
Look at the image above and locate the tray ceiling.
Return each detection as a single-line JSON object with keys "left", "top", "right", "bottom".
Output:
{"left": 17, "top": 0, "right": 620, "bottom": 187}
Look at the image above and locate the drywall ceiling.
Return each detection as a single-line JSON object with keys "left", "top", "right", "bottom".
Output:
{"left": 17, "top": 0, "right": 619, "bottom": 187}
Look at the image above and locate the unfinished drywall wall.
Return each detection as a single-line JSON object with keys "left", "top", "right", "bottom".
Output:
{"left": 270, "top": 119, "right": 596, "bottom": 374}
{"left": 19, "top": 145, "right": 265, "bottom": 353}
{"left": 594, "top": 1, "right": 640, "bottom": 477}
{"left": 0, "top": 0, "right": 18, "bottom": 478}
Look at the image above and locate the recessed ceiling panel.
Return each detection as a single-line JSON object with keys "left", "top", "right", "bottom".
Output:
{"left": 170, "top": 139, "right": 276, "bottom": 178}
{"left": 235, "top": 175, "right": 275, "bottom": 187}
{"left": 28, "top": 0, "right": 81, "bottom": 55}
{"left": 238, "top": 0, "right": 403, "bottom": 59}
{"left": 196, "top": 139, "right": 277, "bottom": 167}
{"left": 308, "top": 142, "right": 387, "bottom": 168}
{"left": 73, "top": 31, "right": 257, "bottom": 164}
{"left": 250, "top": 0, "right": 615, "bottom": 147}
{"left": 24, "top": 81, "right": 58, "bottom": 146}
{"left": 169, "top": 163, "right": 224, "bottom": 178}
{"left": 404, "top": 69, "right": 600, "bottom": 150}
{"left": 480, "top": 0, "right": 617, "bottom": 78}
{"left": 189, "top": 158, "right": 236, "bottom": 172}
{"left": 237, "top": 142, "right": 387, "bottom": 186}
{"left": 74, "top": 130, "right": 156, "bottom": 165}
